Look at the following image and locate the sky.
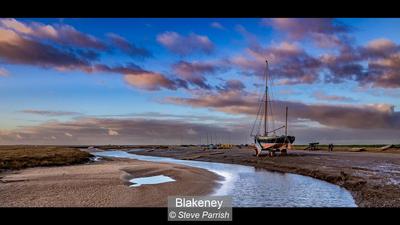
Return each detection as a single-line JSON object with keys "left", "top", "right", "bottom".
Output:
{"left": 0, "top": 18, "right": 399, "bottom": 145}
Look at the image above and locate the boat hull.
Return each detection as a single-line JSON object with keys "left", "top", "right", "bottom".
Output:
{"left": 254, "top": 135, "right": 295, "bottom": 156}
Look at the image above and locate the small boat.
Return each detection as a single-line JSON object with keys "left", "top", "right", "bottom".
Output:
{"left": 250, "top": 60, "right": 295, "bottom": 157}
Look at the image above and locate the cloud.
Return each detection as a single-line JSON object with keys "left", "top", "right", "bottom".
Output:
{"left": 263, "top": 18, "right": 350, "bottom": 48}
{"left": 263, "top": 18, "right": 349, "bottom": 38}
{"left": 165, "top": 88, "right": 400, "bottom": 130}
{"left": 107, "top": 33, "right": 152, "bottom": 58}
{"left": 124, "top": 72, "right": 180, "bottom": 91}
{"left": 359, "top": 40, "right": 400, "bottom": 88}
{"left": 235, "top": 22, "right": 400, "bottom": 89}
{"left": 186, "top": 128, "right": 197, "bottom": 135}
{"left": 278, "top": 89, "right": 302, "bottom": 95}
{"left": 0, "top": 67, "right": 9, "bottom": 76}
{"left": 256, "top": 19, "right": 400, "bottom": 87}
{"left": 165, "top": 89, "right": 258, "bottom": 116}
{"left": 230, "top": 41, "right": 322, "bottom": 84}
{"left": 217, "top": 79, "right": 246, "bottom": 92}
{"left": 0, "top": 115, "right": 397, "bottom": 145}
{"left": 365, "top": 57, "right": 400, "bottom": 88}
{"left": 363, "top": 38, "right": 398, "bottom": 58}
{"left": 312, "top": 91, "right": 355, "bottom": 102}
{"left": 0, "top": 19, "right": 181, "bottom": 91}
{"left": 0, "top": 116, "right": 247, "bottom": 145}
{"left": 0, "top": 28, "right": 95, "bottom": 71}
{"left": 172, "top": 60, "right": 225, "bottom": 89}
{"left": 108, "top": 128, "right": 119, "bottom": 136}
{"left": 210, "top": 22, "right": 225, "bottom": 30}
{"left": 0, "top": 23, "right": 181, "bottom": 92}
{"left": 0, "top": 18, "right": 32, "bottom": 34}
{"left": 0, "top": 18, "right": 106, "bottom": 50}
{"left": 45, "top": 24, "right": 106, "bottom": 50}
{"left": 19, "top": 109, "right": 83, "bottom": 116}
{"left": 157, "top": 31, "right": 214, "bottom": 55}
{"left": 93, "top": 63, "right": 145, "bottom": 74}
{"left": 253, "top": 23, "right": 396, "bottom": 88}
{"left": 321, "top": 38, "right": 400, "bottom": 88}
{"left": 92, "top": 63, "right": 187, "bottom": 91}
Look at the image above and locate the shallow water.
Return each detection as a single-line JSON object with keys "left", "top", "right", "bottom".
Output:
{"left": 94, "top": 150, "right": 357, "bottom": 207}
{"left": 129, "top": 175, "right": 175, "bottom": 187}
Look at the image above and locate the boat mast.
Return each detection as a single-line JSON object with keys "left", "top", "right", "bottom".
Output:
{"left": 264, "top": 60, "right": 268, "bottom": 136}
{"left": 285, "top": 106, "right": 288, "bottom": 136}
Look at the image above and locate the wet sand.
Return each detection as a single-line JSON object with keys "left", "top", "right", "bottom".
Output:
{"left": 129, "top": 146, "right": 400, "bottom": 207}
{"left": 0, "top": 158, "right": 221, "bottom": 207}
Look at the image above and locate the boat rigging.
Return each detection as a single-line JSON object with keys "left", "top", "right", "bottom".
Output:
{"left": 250, "top": 60, "right": 295, "bottom": 157}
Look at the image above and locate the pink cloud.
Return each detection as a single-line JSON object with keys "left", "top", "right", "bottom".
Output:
{"left": 19, "top": 109, "right": 83, "bottom": 116}
{"left": 157, "top": 31, "right": 214, "bottom": 55}
{"left": 94, "top": 63, "right": 187, "bottom": 91}
{"left": 312, "top": 91, "right": 355, "bottom": 102}
{"left": 0, "top": 18, "right": 106, "bottom": 50}
{"left": 321, "top": 38, "right": 400, "bottom": 88}
{"left": 124, "top": 72, "right": 178, "bottom": 91}
{"left": 210, "top": 22, "right": 225, "bottom": 30}
{"left": 230, "top": 41, "right": 321, "bottom": 84}
{"left": 108, "top": 128, "right": 119, "bottom": 136}
{"left": 366, "top": 38, "right": 396, "bottom": 52}
{"left": 0, "top": 116, "right": 245, "bottom": 145}
{"left": 172, "top": 60, "right": 225, "bottom": 89}
{"left": 0, "top": 20, "right": 180, "bottom": 92}
{"left": 107, "top": 33, "right": 151, "bottom": 58}
{"left": 0, "top": 27, "right": 94, "bottom": 70}
{"left": 0, "top": 67, "right": 9, "bottom": 77}
{"left": 165, "top": 88, "right": 400, "bottom": 130}
{"left": 362, "top": 38, "right": 398, "bottom": 58}
{"left": 261, "top": 18, "right": 353, "bottom": 49}
{"left": 1, "top": 113, "right": 399, "bottom": 145}
{"left": 220, "top": 80, "right": 245, "bottom": 91}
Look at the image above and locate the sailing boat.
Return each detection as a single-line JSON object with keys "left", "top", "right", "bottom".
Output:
{"left": 250, "top": 60, "right": 295, "bottom": 157}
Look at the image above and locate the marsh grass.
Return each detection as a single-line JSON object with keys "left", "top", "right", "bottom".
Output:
{"left": 0, "top": 146, "right": 92, "bottom": 171}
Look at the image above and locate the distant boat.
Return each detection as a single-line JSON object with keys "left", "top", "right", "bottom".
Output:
{"left": 250, "top": 60, "right": 295, "bottom": 157}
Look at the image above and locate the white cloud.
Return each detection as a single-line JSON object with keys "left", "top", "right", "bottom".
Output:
{"left": 157, "top": 31, "right": 214, "bottom": 55}
{"left": 187, "top": 128, "right": 197, "bottom": 135}
{"left": 211, "top": 22, "right": 225, "bottom": 30}
{"left": 0, "top": 67, "right": 9, "bottom": 77}
{"left": 108, "top": 129, "right": 119, "bottom": 136}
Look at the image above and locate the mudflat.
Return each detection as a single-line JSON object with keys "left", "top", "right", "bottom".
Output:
{"left": 0, "top": 158, "right": 221, "bottom": 207}
{"left": 127, "top": 146, "right": 400, "bottom": 207}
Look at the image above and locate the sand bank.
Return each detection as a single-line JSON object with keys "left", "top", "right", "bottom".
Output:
{"left": 0, "top": 158, "right": 221, "bottom": 207}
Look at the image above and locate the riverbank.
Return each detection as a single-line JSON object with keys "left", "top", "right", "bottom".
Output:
{"left": 123, "top": 146, "right": 400, "bottom": 207}
{"left": 0, "top": 157, "right": 220, "bottom": 207}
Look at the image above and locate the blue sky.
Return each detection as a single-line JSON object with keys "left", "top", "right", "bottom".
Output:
{"left": 0, "top": 18, "right": 399, "bottom": 144}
